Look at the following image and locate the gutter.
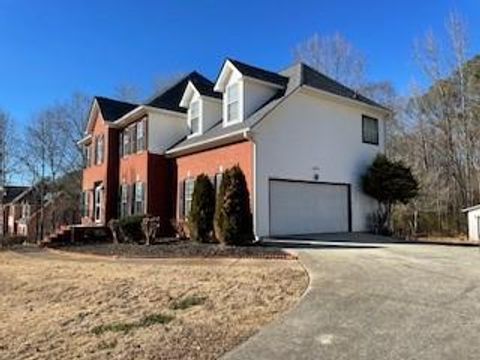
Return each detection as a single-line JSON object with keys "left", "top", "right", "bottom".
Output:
{"left": 165, "top": 128, "right": 249, "bottom": 157}
{"left": 77, "top": 134, "right": 92, "bottom": 146}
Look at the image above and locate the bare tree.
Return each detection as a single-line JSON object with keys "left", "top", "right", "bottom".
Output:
{"left": 114, "top": 84, "right": 141, "bottom": 103}
{"left": 293, "top": 32, "right": 367, "bottom": 90}
{"left": 0, "top": 110, "right": 17, "bottom": 186}
{"left": 391, "top": 11, "right": 479, "bottom": 236}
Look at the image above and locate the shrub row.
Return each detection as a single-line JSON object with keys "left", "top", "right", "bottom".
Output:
{"left": 188, "top": 165, "right": 254, "bottom": 246}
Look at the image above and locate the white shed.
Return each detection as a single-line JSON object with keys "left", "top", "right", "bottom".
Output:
{"left": 462, "top": 205, "right": 480, "bottom": 241}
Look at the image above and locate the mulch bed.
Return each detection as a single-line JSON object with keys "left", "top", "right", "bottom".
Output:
{"left": 58, "top": 241, "right": 297, "bottom": 260}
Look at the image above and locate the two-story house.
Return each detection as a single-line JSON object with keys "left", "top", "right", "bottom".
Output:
{"left": 79, "top": 72, "right": 213, "bottom": 233}
{"left": 80, "top": 59, "right": 389, "bottom": 239}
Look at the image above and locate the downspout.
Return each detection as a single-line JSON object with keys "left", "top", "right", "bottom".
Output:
{"left": 243, "top": 129, "right": 259, "bottom": 242}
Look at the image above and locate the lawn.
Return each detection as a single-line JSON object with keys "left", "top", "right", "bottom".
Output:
{"left": 0, "top": 249, "right": 307, "bottom": 360}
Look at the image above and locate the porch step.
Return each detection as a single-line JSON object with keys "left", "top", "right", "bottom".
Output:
{"left": 40, "top": 225, "right": 73, "bottom": 248}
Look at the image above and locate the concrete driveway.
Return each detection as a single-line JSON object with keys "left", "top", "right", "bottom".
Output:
{"left": 224, "top": 236, "right": 480, "bottom": 360}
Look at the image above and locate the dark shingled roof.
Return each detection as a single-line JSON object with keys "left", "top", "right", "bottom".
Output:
{"left": 95, "top": 97, "right": 137, "bottom": 122}
{"left": 1, "top": 186, "right": 29, "bottom": 204}
{"left": 167, "top": 61, "right": 388, "bottom": 155}
{"left": 299, "top": 63, "right": 386, "bottom": 109}
{"left": 190, "top": 75, "right": 222, "bottom": 99}
{"left": 227, "top": 59, "right": 289, "bottom": 87}
{"left": 148, "top": 72, "right": 219, "bottom": 112}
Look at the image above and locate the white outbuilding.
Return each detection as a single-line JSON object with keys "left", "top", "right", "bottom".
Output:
{"left": 462, "top": 205, "right": 480, "bottom": 241}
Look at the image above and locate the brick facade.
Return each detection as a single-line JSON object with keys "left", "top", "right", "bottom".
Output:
{"left": 175, "top": 140, "right": 254, "bottom": 219}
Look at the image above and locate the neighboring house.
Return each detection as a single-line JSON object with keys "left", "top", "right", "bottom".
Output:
{"left": 79, "top": 59, "right": 389, "bottom": 239}
{"left": 0, "top": 185, "right": 72, "bottom": 241}
{"left": 462, "top": 205, "right": 480, "bottom": 241}
{"left": 0, "top": 186, "right": 29, "bottom": 236}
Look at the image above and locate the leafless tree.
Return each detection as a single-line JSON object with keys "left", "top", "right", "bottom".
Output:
{"left": 114, "top": 84, "right": 141, "bottom": 103}
{"left": 293, "top": 32, "right": 367, "bottom": 90}
{"left": 0, "top": 110, "right": 18, "bottom": 185}
{"left": 391, "top": 11, "right": 479, "bottom": 236}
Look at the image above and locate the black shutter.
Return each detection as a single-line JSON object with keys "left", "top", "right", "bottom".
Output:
{"left": 131, "top": 183, "right": 136, "bottom": 215}
{"left": 178, "top": 180, "right": 185, "bottom": 219}
{"left": 131, "top": 124, "right": 137, "bottom": 154}
{"left": 119, "top": 132, "right": 123, "bottom": 158}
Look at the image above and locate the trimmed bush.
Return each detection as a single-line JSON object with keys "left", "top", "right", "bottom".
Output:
{"left": 118, "top": 215, "right": 145, "bottom": 243}
{"left": 188, "top": 174, "right": 216, "bottom": 243}
{"left": 214, "top": 165, "right": 254, "bottom": 245}
{"left": 362, "top": 154, "right": 419, "bottom": 234}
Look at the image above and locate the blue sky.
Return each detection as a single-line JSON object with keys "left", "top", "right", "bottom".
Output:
{"left": 1, "top": 0, "right": 479, "bottom": 126}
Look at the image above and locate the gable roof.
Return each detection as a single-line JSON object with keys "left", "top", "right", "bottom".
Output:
{"left": 167, "top": 61, "right": 389, "bottom": 156}
{"left": 1, "top": 186, "right": 30, "bottom": 204}
{"left": 299, "top": 64, "right": 387, "bottom": 110}
{"left": 95, "top": 97, "right": 137, "bottom": 122}
{"left": 189, "top": 74, "right": 222, "bottom": 99}
{"left": 148, "top": 72, "right": 217, "bottom": 113}
{"left": 227, "top": 59, "right": 289, "bottom": 87}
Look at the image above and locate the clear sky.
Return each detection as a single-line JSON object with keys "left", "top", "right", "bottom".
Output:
{"left": 1, "top": 0, "right": 479, "bottom": 126}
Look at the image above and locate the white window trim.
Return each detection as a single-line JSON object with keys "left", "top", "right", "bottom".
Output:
{"left": 224, "top": 81, "right": 243, "bottom": 126}
{"left": 187, "top": 100, "right": 202, "bottom": 138}
{"left": 184, "top": 178, "right": 195, "bottom": 217}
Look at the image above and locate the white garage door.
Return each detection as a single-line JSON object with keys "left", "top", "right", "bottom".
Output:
{"left": 269, "top": 180, "right": 350, "bottom": 236}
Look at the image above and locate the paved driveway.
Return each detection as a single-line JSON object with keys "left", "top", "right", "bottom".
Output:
{"left": 224, "top": 237, "right": 480, "bottom": 360}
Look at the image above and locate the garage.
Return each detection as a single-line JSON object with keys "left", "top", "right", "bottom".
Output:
{"left": 269, "top": 179, "right": 351, "bottom": 236}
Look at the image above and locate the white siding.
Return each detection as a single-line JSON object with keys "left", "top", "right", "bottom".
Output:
{"left": 253, "top": 89, "right": 386, "bottom": 237}
{"left": 148, "top": 111, "right": 188, "bottom": 154}
{"left": 243, "top": 79, "right": 277, "bottom": 119}
{"left": 467, "top": 208, "right": 480, "bottom": 241}
{"left": 202, "top": 97, "right": 222, "bottom": 131}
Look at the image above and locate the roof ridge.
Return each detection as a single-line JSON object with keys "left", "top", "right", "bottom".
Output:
{"left": 94, "top": 96, "right": 138, "bottom": 106}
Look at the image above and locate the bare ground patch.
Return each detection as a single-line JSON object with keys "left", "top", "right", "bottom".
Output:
{"left": 0, "top": 250, "right": 307, "bottom": 360}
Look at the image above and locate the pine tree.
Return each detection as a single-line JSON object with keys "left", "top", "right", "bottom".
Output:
{"left": 188, "top": 174, "right": 215, "bottom": 242}
{"left": 214, "top": 166, "right": 253, "bottom": 245}
{"left": 362, "top": 154, "right": 419, "bottom": 234}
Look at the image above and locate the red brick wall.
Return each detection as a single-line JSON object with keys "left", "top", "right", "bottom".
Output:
{"left": 175, "top": 140, "right": 253, "bottom": 219}
{"left": 81, "top": 112, "right": 117, "bottom": 225}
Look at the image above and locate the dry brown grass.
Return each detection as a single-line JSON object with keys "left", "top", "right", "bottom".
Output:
{"left": 0, "top": 249, "right": 307, "bottom": 360}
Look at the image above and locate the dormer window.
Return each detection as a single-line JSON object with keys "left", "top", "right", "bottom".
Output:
{"left": 226, "top": 83, "right": 240, "bottom": 124}
{"left": 189, "top": 101, "right": 200, "bottom": 135}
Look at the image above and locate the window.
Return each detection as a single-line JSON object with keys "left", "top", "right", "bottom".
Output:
{"left": 120, "top": 184, "right": 128, "bottom": 217}
{"left": 134, "top": 182, "right": 145, "bottom": 214}
{"left": 22, "top": 204, "right": 30, "bottom": 219}
{"left": 215, "top": 173, "right": 223, "bottom": 195}
{"left": 95, "top": 135, "right": 104, "bottom": 165}
{"left": 94, "top": 185, "right": 102, "bottom": 222}
{"left": 123, "top": 129, "right": 130, "bottom": 156}
{"left": 130, "top": 124, "right": 137, "bottom": 154}
{"left": 119, "top": 132, "right": 124, "bottom": 157}
{"left": 136, "top": 119, "right": 146, "bottom": 151}
{"left": 82, "top": 191, "right": 89, "bottom": 217}
{"left": 189, "top": 101, "right": 200, "bottom": 135}
{"left": 226, "top": 83, "right": 240, "bottom": 124}
{"left": 84, "top": 145, "right": 91, "bottom": 168}
{"left": 184, "top": 179, "right": 195, "bottom": 217}
{"left": 362, "top": 115, "right": 379, "bottom": 145}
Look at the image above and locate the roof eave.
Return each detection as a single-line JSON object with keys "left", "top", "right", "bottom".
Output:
{"left": 301, "top": 85, "right": 392, "bottom": 117}
{"left": 166, "top": 128, "right": 249, "bottom": 157}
